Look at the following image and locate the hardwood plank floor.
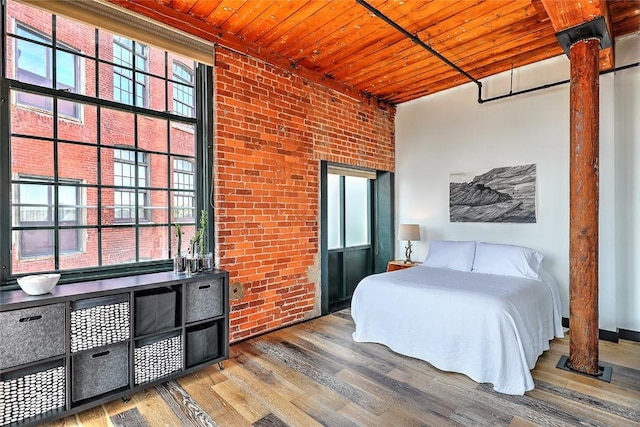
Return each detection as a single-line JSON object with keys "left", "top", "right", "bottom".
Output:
{"left": 45, "top": 309, "right": 640, "bottom": 426}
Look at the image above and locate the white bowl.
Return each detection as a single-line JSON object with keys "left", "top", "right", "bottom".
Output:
{"left": 17, "top": 274, "right": 61, "bottom": 295}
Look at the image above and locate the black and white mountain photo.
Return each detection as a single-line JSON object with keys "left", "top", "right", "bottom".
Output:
{"left": 449, "top": 164, "right": 537, "bottom": 223}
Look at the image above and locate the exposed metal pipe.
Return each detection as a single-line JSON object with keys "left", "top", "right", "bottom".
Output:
{"left": 482, "top": 61, "right": 640, "bottom": 103}
{"left": 355, "top": 0, "right": 484, "bottom": 103}
{"left": 355, "top": 0, "right": 639, "bottom": 104}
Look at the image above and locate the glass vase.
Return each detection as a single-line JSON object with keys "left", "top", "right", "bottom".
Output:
{"left": 173, "top": 255, "right": 186, "bottom": 274}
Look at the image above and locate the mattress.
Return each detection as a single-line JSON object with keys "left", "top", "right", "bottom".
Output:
{"left": 351, "top": 265, "right": 564, "bottom": 395}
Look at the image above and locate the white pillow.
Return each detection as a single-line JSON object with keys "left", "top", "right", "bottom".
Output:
{"left": 423, "top": 240, "right": 476, "bottom": 272}
{"left": 472, "top": 242, "right": 543, "bottom": 279}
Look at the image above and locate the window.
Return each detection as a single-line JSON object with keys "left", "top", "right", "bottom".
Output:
{"left": 15, "top": 23, "right": 80, "bottom": 118}
{"left": 173, "top": 159, "right": 195, "bottom": 220}
{"left": 322, "top": 164, "right": 377, "bottom": 313}
{"left": 173, "top": 62, "right": 194, "bottom": 118}
{"left": 114, "top": 149, "right": 148, "bottom": 222}
{"left": 16, "top": 179, "right": 81, "bottom": 258}
{"left": 2, "top": 0, "right": 210, "bottom": 284}
{"left": 113, "top": 36, "right": 147, "bottom": 107}
{"left": 327, "top": 173, "right": 372, "bottom": 250}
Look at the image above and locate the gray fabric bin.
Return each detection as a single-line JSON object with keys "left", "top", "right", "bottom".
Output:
{"left": 135, "top": 290, "right": 176, "bottom": 336}
{"left": 185, "top": 278, "right": 223, "bottom": 323}
{"left": 72, "top": 341, "right": 129, "bottom": 402}
{"left": 186, "top": 322, "right": 219, "bottom": 368}
{"left": 0, "top": 303, "right": 65, "bottom": 369}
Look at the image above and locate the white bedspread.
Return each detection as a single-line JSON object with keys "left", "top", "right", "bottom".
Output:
{"left": 351, "top": 266, "right": 564, "bottom": 395}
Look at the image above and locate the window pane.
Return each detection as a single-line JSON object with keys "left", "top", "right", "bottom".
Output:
{"left": 147, "top": 74, "right": 166, "bottom": 111}
{"left": 58, "top": 102, "right": 97, "bottom": 142}
{"left": 138, "top": 115, "right": 168, "bottom": 152}
{"left": 100, "top": 108, "right": 134, "bottom": 146}
{"left": 113, "top": 190, "right": 135, "bottom": 221}
{"left": 16, "top": 89, "right": 53, "bottom": 111}
{"left": 59, "top": 228, "right": 96, "bottom": 270}
{"left": 170, "top": 122, "right": 195, "bottom": 156}
{"left": 327, "top": 174, "right": 341, "bottom": 250}
{"left": 58, "top": 185, "right": 79, "bottom": 222}
{"left": 97, "top": 61, "right": 116, "bottom": 103}
{"left": 59, "top": 227, "right": 80, "bottom": 253}
{"left": 345, "top": 176, "right": 369, "bottom": 247}
{"left": 148, "top": 153, "right": 168, "bottom": 188}
{"left": 147, "top": 190, "right": 169, "bottom": 224}
{"left": 18, "top": 183, "right": 50, "bottom": 223}
{"left": 171, "top": 190, "right": 195, "bottom": 222}
{"left": 16, "top": 36, "right": 50, "bottom": 86}
{"left": 172, "top": 156, "right": 195, "bottom": 222}
{"left": 171, "top": 62, "right": 195, "bottom": 118}
{"left": 19, "top": 229, "right": 54, "bottom": 258}
{"left": 137, "top": 165, "right": 147, "bottom": 187}
{"left": 101, "top": 227, "right": 136, "bottom": 265}
{"left": 10, "top": 91, "right": 54, "bottom": 137}
{"left": 58, "top": 98, "right": 77, "bottom": 119}
{"left": 55, "top": 50, "right": 82, "bottom": 119}
{"left": 11, "top": 137, "right": 54, "bottom": 177}
{"left": 84, "top": 187, "right": 98, "bottom": 226}
{"left": 56, "top": 50, "right": 76, "bottom": 88}
{"left": 59, "top": 143, "right": 98, "bottom": 185}
{"left": 139, "top": 226, "right": 169, "bottom": 261}
{"left": 14, "top": 89, "right": 55, "bottom": 121}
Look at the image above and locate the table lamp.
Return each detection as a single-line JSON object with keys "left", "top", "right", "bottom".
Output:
{"left": 398, "top": 224, "right": 420, "bottom": 264}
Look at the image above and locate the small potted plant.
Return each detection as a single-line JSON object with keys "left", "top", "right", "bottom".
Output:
{"left": 173, "top": 223, "right": 186, "bottom": 274}
{"left": 197, "top": 210, "right": 213, "bottom": 271}
{"left": 186, "top": 234, "right": 199, "bottom": 276}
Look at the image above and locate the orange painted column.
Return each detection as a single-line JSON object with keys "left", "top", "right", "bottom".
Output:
{"left": 568, "top": 37, "right": 600, "bottom": 376}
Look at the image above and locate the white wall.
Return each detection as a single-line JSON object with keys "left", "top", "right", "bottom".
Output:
{"left": 614, "top": 36, "right": 640, "bottom": 332}
{"left": 395, "top": 34, "right": 640, "bottom": 332}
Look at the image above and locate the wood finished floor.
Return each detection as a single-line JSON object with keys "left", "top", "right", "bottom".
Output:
{"left": 45, "top": 309, "right": 640, "bottom": 427}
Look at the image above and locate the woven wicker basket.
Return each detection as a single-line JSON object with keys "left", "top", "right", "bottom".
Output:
{"left": 135, "top": 334, "right": 182, "bottom": 385}
{"left": 70, "top": 295, "right": 130, "bottom": 353}
{"left": 0, "top": 363, "right": 65, "bottom": 426}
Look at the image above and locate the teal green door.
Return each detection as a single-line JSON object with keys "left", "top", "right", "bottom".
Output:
{"left": 320, "top": 162, "right": 394, "bottom": 314}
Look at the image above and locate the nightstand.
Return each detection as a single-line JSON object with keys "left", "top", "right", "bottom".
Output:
{"left": 387, "top": 260, "right": 420, "bottom": 272}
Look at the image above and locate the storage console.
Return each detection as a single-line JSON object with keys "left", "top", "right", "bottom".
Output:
{"left": 0, "top": 270, "right": 229, "bottom": 427}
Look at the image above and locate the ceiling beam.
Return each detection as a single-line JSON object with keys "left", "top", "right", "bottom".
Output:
{"left": 540, "top": 0, "right": 615, "bottom": 70}
{"left": 103, "top": 0, "right": 382, "bottom": 105}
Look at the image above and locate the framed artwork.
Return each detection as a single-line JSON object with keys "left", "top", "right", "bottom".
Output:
{"left": 449, "top": 164, "right": 536, "bottom": 223}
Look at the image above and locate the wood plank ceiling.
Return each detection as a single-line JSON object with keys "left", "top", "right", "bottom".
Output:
{"left": 107, "top": 0, "right": 640, "bottom": 104}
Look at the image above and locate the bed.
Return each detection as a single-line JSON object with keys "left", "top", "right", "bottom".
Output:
{"left": 351, "top": 241, "right": 564, "bottom": 395}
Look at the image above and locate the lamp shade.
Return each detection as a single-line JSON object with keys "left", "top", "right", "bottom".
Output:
{"left": 398, "top": 224, "right": 420, "bottom": 241}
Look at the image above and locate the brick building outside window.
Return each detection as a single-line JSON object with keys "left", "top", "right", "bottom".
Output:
{"left": 1, "top": 0, "right": 207, "bottom": 282}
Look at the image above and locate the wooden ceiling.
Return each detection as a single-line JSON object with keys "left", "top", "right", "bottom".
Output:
{"left": 106, "top": 0, "right": 640, "bottom": 104}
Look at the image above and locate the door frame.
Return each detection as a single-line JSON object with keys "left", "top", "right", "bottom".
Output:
{"left": 320, "top": 161, "right": 394, "bottom": 314}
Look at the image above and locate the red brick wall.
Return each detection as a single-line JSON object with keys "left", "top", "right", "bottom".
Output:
{"left": 214, "top": 49, "right": 396, "bottom": 342}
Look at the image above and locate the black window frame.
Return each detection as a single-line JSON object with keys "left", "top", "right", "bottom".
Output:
{"left": 113, "top": 35, "right": 148, "bottom": 108}
{"left": 172, "top": 61, "right": 194, "bottom": 118}
{"left": 172, "top": 158, "right": 195, "bottom": 221}
{"left": 14, "top": 22, "right": 82, "bottom": 119}
{"left": 114, "top": 148, "right": 150, "bottom": 222}
{"left": 16, "top": 177, "right": 83, "bottom": 259}
{"left": 0, "top": 1, "right": 214, "bottom": 287}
